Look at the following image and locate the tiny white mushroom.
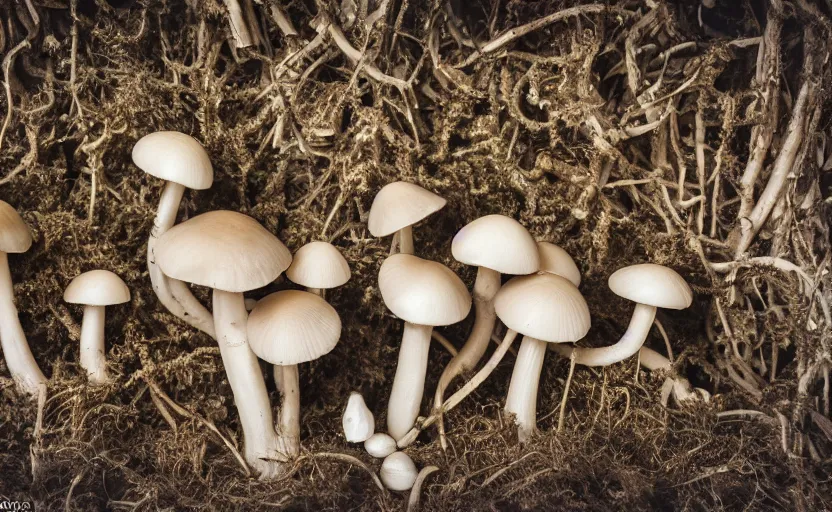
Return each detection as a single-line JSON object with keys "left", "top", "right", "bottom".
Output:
{"left": 368, "top": 182, "right": 446, "bottom": 254}
{"left": 63, "top": 270, "right": 130, "bottom": 385}
{"left": 380, "top": 452, "right": 418, "bottom": 491}
{"left": 342, "top": 392, "right": 375, "bottom": 443}
{"left": 364, "top": 433, "right": 397, "bottom": 458}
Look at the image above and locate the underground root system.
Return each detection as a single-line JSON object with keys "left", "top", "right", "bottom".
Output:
{"left": 1, "top": 0, "right": 831, "bottom": 510}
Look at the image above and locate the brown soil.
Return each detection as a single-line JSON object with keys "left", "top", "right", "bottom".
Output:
{"left": 1, "top": 0, "right": 831, "bottom": 510}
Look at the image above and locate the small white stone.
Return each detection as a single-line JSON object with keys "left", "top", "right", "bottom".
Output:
{"left": 380, "top": 451, "right": 418, "bottom": 491}
{"left": 364, "top": 433, "right": 397, "bottom": 458}
{"left": 342, "top": 392, "right": 374, "bottom": 442}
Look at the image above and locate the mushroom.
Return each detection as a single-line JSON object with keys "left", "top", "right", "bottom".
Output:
{"left": 247, "top": 290, "right": 341, "bottom": 458}
{"left": 379, "top": 254, "right": 471, "bottom": 440}
{"left": 155, "top": 210, "right": 292, "bottom": 478}
{"left": 368, "top": 181, "right": 446, "bottom": 254}
{"left": 365, "top": 432, "right": 397, "bottom": 458}
{"left": 433, "top": 215, "right": 538, "bottom": 437}
{"left": 495, "top": 273, "right": 591, "bottom": 441}
{"left": 566, "top": 264, "right": 692, "bottom": 367}
{"left": 0, "top": 201, "right": 46, "bottom": 397}
{"left": 63, "top": 270, "right": 130, "bottom": 385}
{"left": 537, "top": 242, "right": 581, "bottom": 287}
{"left": 132, "top": 131, "right": 215, "bottom": 338}
{"left": 342, "top": 392, "right": 375, "bottom": 443}
{"left": 380, "top": 451, "right": 418, "bottom": 491}
{"left": 285, "top": 241, "right": 351, "bottom": 296}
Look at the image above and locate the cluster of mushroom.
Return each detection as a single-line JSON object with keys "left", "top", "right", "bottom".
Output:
{"left": 365, "top": 181, "right": 702, "bottom": 449}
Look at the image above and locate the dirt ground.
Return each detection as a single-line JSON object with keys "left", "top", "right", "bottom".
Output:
{"left": 1, "top": 0, "right": 831, "bottom": 510}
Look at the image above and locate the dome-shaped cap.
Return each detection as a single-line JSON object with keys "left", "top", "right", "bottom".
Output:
{"left": 608, "top": 263, "right": 692, "bottom": 310}
{"left": 0, "top": 201, "right": 33, "bottom": 253}
{"left": 132, "top": 131, "right": 214, "bottom": 190}
{"left": 286, "top": 241, "right": 351, "bottom": 289}
{"left": 452, "top": 215, "right": 539, "bottom": 275}
{"left": 155, "top": 210, "right": 292, "bottom": 292}
{"left": 537, "top": 242, "right": 581, "bottom": 287}
{"left": 495, "top": 273, "right": 590, "bottom": 342}
{"left": 367, "top": 182, "right": 446, "bottom": 237}
{"left": 247, "top": 290, "right": 341, "bottom": 365}
{"left": 64, "top": 270, "right": 130, "bottom": 306}
{"left": 379, "top": 254, "right": 471, "bottom": 326}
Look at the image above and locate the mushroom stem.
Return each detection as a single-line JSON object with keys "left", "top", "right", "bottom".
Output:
{"left": 398, "top": 225, "right": 414, "bottom": 254}
{"left": 212, "top": 289, "right": 283, "bottom": 478}
{"left": 398, "top": 329, "right": 518, "bottom": 448}
{"left": 277, "top": 364, "right": 300, "bottom": 458}
{"left": 306, "top": 287, "right": 322, "bottom": 296}
{"left": 0, "top": 251, "right": 46, "bottom": 396}
{"left": 388, "top": 322, "right": 432, "bottom": 440}
{"left": 148, "top": 182, "right": 216, "bottom": 338}
{"left": 569, "top": 303, "right": 656, "bottom": 367}
{"left": 434, "top": 267, "right": 500, "bottom": 407}
{"left": 504, "top": 336, "right": 547, "bottom": 442}
{"left": 273, "top": 364, "right": 284, "bottom": 396}
{"left": 79, "top": 305, "right": 110, "bottom": 385}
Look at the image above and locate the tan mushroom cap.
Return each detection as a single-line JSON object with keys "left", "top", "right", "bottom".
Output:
{"left": 64, "top": 270, "right": 130, "bottom": 306}
{"left": 378, "top": 254, "right": 471, "bottom": 326}
{"left": 537, "top": 242, "right": 581, "bottom": 287}
{"left": 132, "top": 131, "right": 214, "bottom": 190}
{"left": 247, "top": 290, "right": 341, "bottom": 365}
{"left": 0, "top": 201, "right": 33, "bottom": 254}
{"left": 452, "top": 215, "right": 539, "bottom": 275}
{"left": 367, "top": 182, "right": 446, "bottom": 237}
{"left": 608, "top": 263, "right": 692, "bottom": 310}
{"left": 286, "top": 241, "right": 351, "bottom": 289}
{"left": 495, "top": 273, "right": 590, "bottom": 343}
{"left": 155, "top": 210, "right": 292, "bottom": 293}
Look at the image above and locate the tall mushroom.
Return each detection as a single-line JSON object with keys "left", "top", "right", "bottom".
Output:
{"left": 368, "top": 181, "right": 446, "bottom": 254}
{"left": 566, "top": 264, "right": 692, "bottom": 367}
{"left": 155, "top": 210, "right": 292, "bottom": 478}
{"left": 496, "top": 273, "right": 591, "bottom": 441}
{"left": 537, "top": 242, "right": 581, "bottom": 287}
{"left": 0, "top": 201, "right": 46, "bottom": 397}
{"left": 63, "top": 270, "right": 130, "bottom": 385}
{"left": 433, "top": 215, "right": 538, "bottom": 443}
{"left": 248, "top": 290, "right": 341, "bottom": 458}
{"left": 132, "top": 131, "right": 215, "bottom": 338}
{"left": 379, "top": 254, "right": 471, "bottom": 440}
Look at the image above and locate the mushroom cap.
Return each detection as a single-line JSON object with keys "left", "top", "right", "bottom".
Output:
{"left": 537, "top": 242, "right": 581, "bottom": 287}
{"left": 0, "top": 201, "right": 33, "bottom": 254}
{"left": 286, "top": 241, "right": 351, "bottom": 289}
{"left": 155, "top": 210, "right": 292, "bottom": 292}
{"left": 378, "top": 254, "right": 471, "bottom": 326}
{"left": 451, "top": 215, "right": 539, "bottom": 275}
{"left": 247, "top": 290, "right": 341, "bottom": 365}
{"left": 64, "top": 270, "right": 130, "bottom": 306}
{"left": 495, "top": 273, "right": 590, "bottom": 343}
{"left": 132, "top": 131, "right": 214, "bottom": 190}
{"left": 367, "top": 181, "right": 446, "bottom": 237}
{"left": 608, "top": 263, "right": 692, "bottom": 310}
{"left": 380, "top": 452, "right": 418, "bottom": 491}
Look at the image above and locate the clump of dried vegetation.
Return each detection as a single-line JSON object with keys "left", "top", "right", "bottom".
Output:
{"left": 1, "top": 0, "right": 831, "bottom": 509}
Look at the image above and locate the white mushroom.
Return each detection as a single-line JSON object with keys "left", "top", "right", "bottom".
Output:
{"left": 364, "top": 433, "right": 397, "bottom": 458}
{"left": 368, "top": 181, "right": 446, "bottom": 254}
{"left": 156, "top": 210, "right": 292, "bottom": 478}
{"left": 380, "top": 452, "right": 418, "bottom": 491}
{"left": 536, "top": 241, "right": 581, "bottom": 287}
{"left": 0, "top": 201, "right": 45, "bottom": 397}
{"left": 63, "top": 270, "right": 130, "bottom": 385}
{"left": 342, "top": 392, "right": 375, "bottom": 443}
{"left": 132, "top": 131, "right": 215, "bottom": 338}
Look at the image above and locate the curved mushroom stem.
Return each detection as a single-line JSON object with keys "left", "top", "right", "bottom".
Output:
{"left": 398, "top": 225, "right": 414, "bottom": 254}
{"left": 213, "top": 289, "right": 283, "bottom": 479}
{"left": 504, "top": 336, "right": 547, "bottom": 442}
{"left": 0, "top": 251, "right": 46, "bottom": 397}
{"left": 277, "top": 364, "right": 300, "bottom": 458}
{"left": 388, "top": 322, "right": 432, "bottom": 440}
{"left": 397, "top": 329, "right": 518, "bottom": 448}
{"left": 79, "top": 305, "right": 110, "bottom": 385}
{"left": 148, "top": 182, "right": 216, "bottom": 338}
{"left": 434, "top": 267, "right": 500, "bottom": 437}
{"left": 569, "top": 303, "right": 657, "bottom": 367}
